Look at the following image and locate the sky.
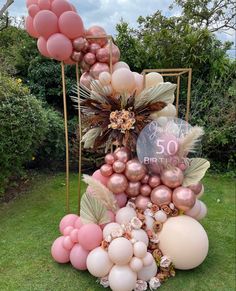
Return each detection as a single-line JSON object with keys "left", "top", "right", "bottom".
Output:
{"left": 2, "top": 0, "right": 235, "bottom": 58}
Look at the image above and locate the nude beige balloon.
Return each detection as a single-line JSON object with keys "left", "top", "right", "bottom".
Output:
{"left": 108, "top": 265, "right": 137, "bottom": 291}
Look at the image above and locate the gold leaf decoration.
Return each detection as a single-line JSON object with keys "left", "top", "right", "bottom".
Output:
{"left": 183, "top": 158, "right": 210, "bottom": 187}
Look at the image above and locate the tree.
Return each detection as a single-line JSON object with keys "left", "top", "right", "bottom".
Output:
{"left": 0, "top": 0, "right": 14, "bottom": 31}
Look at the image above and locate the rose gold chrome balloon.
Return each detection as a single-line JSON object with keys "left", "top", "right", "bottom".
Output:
{"left": 73, "top": 37, "right": 86, "bottom": 51}
{"left": 125, "top": 159, "right": 146, "bottom": 182}
{"left": 148, "top": 175, "right": 161, "bottom": 188}
{"left": 84, "top": 52, "right": 96, "bottom": 65}
{"left": 100, "top": 164, "right": 113, "bottom": 177}
{"left": 81, "top": 40, "right": 89, "bottom": 53}
{"left": 126, "top": 182, "right": 141, "bottom": 197}
{"left": 113, "top": 160, "right": 126, "bottom": 174}
{"left": 80, "top": 60, "right": 90, "bottom": 72}
{"left": 172, "top": 187, "right": 196, "bottom": 211}
{"left": 141, "top": 174, "right": 149, "bottom": 184}
{"left": 105, "top": 154, "right": 115, "bottom": 165}
{"left": 96, "top": 48, "right": 110, "bottom": 63}
{"left": 114, "top": 147, "right": 130, "bottom": 163}
{"left": 135, "top": 195, "right": 151, "bottom": 210}
{"left": 140, "top": 184, "right": 152, "bottom": 197}
{"left": 71, "top": 51, "right": 84, "bottom": 62}
{"left": 86, "top": 26, "right": 108, "bottom": 47}
{"left": 150, "top": 185, "right": 172, "bottom": 206}
{"left": 188, "top": 183, "right": 203, "bottom": 195}
{"left": 107, "top": 173, "right": 128, "bottom": 194}
{"left": 90, "top": 62, "right": 110, "bottom": 79}
{"left": 104, "top": 43, "right": 121, "bottom": 64}
{"left": 161, "top": 167, "right": 184, "bottom": 188}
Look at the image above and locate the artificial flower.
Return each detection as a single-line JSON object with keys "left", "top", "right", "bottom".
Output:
{"left": 130, "top": 217, "right": 143, "bottom": 229}
{"left": 100, "top": 277, "right": 109, "bottom": 288}
{"left": 144, "top": 208, "right": 154, "bottom": 217}
{"left": 149, "top": 277, "right": 161, "bottom": 290}
{"left": 135, "top": 280, "right": 148, "bottom": 291}
{"left": 160, "top": 256, "right": 172, "bottom": 268}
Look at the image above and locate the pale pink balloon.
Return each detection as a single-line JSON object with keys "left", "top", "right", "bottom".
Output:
{"left": 47, "top": 33, "right": 73, "bottom": 61}
{"left": 63, "top": 226, "right": 74, "bottom": 236}
{"left": 38, "top": 0, "right": 51, "bottom": 10}
{"left": 90, "top": 62, "right": 110, "bottom": 79}
{"left": 135, "top": 195, "right": 151, "bottom": 210}
{"left": 51, "top": 236, "right": 70, "bottom": 263}
{"left": 148, "top": 175, "right": 161, "bottom": 188}
{"left": 59, "top": 214, "right": 78, "bottom": 234}
{"left": 84, "top": 52, "right": 96, "bottom": 65}
{"left": 26, "top": 0, "right": 38, "bottom": 8}
{"left": 112, "top": 68, "right": 136, "bottom": 93}
{"left": 70, "top": 229, "right": 79, "bottom": 243}
{"left": 58, "top": 11, "right": 84, "bottom": 40}
{"left": 115, "top": 193, "right": 128, "bottom": 208}
{"left": 51, "top": 0, "right": 72, "bottom": 17}
{"left": 28, "top": 4, "right": 40, "bottom": 18}
{"left": 140, "top": 184, "right": 152, "bottom": 197}
{"left": 100, "top": 210, "right": 116, "bottom": 229}
{"left": 99, "top": 72, "right": 112, "bottom": 86}
{"left": 112, "top": 61, "right": 130, "bottom": 72}
{"left": 33, "top": 10, "right": 58, "bottom": 39}
{"left": 78, "top": 224, "right": 103, "bottom": 251}
{"left": 25, "top": 16, "right": 40, "bottom": 39}
{"left": 70, "top": 243, "right": 89, "bottom": 270}
{"left": 113, "top": 160, "right": 126, "bottom": 174}
{"left": 37, "top": 37, "right": 51, "bottom": 58}
{"left": 74, "top": 217, "right": 83, "bottom": 230}
{"left": 89, "top": 43, "right": 101, "bottom": 54}
{"left": 63, "top": 236, "right": 74, "bottom": 250}
{"left": 86, "top": 26, "right": 108, "bottom": 47}
{"left": 71, "top": 51, "right": 84, "bottom": 62}
{"left": 133, "top": 72, "right": 144, "bottom": 95}
{"left": 80, "top": 72, "right": 92, "bottom": 89}
{"left": 92, "top": 169, "right": 109, "bottom": 186}
{"left": 73, "top": 37, "right": 86, "bottom": 52}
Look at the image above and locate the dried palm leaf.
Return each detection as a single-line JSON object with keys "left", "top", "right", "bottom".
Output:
{"left": 82, "top": 128, "right": 102, "bottom": 149}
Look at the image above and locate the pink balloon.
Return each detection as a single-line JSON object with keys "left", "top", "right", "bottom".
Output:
{"left": 33, "top": 10, "right": 58, "bottom": 39}
{"left": 59, "top": 214, "right": 78, "bottom": 234}
{"left": 26, "top": 0, "right": 38, "bottom": 8}
{"left": 90, "top": 62, "right": 110, "bottom": 79}
{"left": 70, "top": 229, "right": 79, "bottom": 243}
{"left": 100, "top": 210, "right": 116, "bottom": 229}
{"left": 71, "top": 51, "right": 84, "bottom": 62}
{"left": 96, "top": 48, "right": 110, "bottom": 63}
{"left": 84, "top": 52, "right": 96, "bottom": 65}
{"left": 133, "top": 72, "right": 144, "bottom": 95}
{"left": 92, "top": 169, "right": 109, "bottom": 186}
{"left": 104, "top": 42, "right": 120, "bottom": 64}
{"left": 70, "top": 244, "right": 89, "bottom": 270}
{"left": 78, "top": 224, "right": 103, "bottom": 251}
{"left": 37, "top": 37, "right": 51, "bottom": 58}
{"left": 38, "top": 0, "right": 51, "bottom": 10}
{"left": 47, "top": 33, "right": 73, "bottom": 61}
{"left": 74, "top": 217, "right": 83, "bottom": 230}
{"left": 64, "top": 58, "right": 75, "bottom": 65}
{"left": 86, "top": 26, "right": 108, "bottom": 47}
{"left": 51, "top": 236, "right": 70, "bottom": 263}
{"left": 80, "top": 60, "right": 90, "bottom": 72}
{"left": 80, "top": 72, "right": 92, "bottom": 89}
{"left": 63, "top": 225, "right": 74, "bottom": 236}
{"left": 58, "top": 11, "right": 85, "bottom": 40}
{"left": 63, "top": 236, "right": 74, "bottom": 250}
{"left": 89, "top": 43, "right": 101, "bottom": 54}
{"left": 25, "top": 16, "right": 40, "bottom": 39}
{"left": 51, "top": 0, "right": 72, "bottom": 17}
{"left": 115, "top": 193, "right": 128, "bottom": 208}
{"left": 28, "top": 4, "right": 40, "bottom": 18}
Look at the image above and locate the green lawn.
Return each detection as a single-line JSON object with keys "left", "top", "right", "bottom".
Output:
{"left": 0, "top": 173, "right": 235, "bottom": 291}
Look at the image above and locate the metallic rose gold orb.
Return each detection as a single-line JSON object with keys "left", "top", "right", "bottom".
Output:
{"left": 89, "top": 43, "right": 101, "bottom": 54}
{"left": 161, "top": 167, "right": 184, "bottom": 189}
{"left": 188, "top": 183, "right": 203, "bottom": 195}
{"left": 71, "top": 51, "right": 84, "bottom": 62}
{"left": 114, "top": 147, "right": 130, "bottom": 163}
{"left": 113, "top": 160, "right": 126, "bottom": 174}
{"left": 73, "top": 37, "right": 86, "bottom": 51}
{"left": 141, "top": 174, "right": 149, "bottom": 184}
{"left": 150, "top": 185, "right": 172, "bottom": 206}
{"left": 140, "top": 184, "right": 152, "bottom": 197}
{"left": 172, "top": 187, "right": 196, "bottom": 211}
{"left": 100, "top": 164, "right": 113, "bottom": 177}
{"left": 107, "top": 173, "right": 128, "bottom": 194}
{"left": 135, "top": 195, "right": 151, "bottom": 210}
{"left": 125, "top": 159, "right": 146, "bottom": 182}
{"left": 149, "top": 163, "right": 163, "bottom": 175}
{"left": 105, "top": 153, "right": 115, "bottom": 165}
{"left": 84, "top": 52, "right": 96, "bottom": 65}
{"left": 148, "top": 175, "right": 161, "bottom": 188}
{"left": 125, "top": 182, "right": 141, "bottom": 197}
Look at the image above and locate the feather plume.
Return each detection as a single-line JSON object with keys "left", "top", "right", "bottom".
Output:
{"left": 81, "top": 128, "right": 102, "bottom": 149}
{"left": 178, "top": 126, "right": 204, "bottom": 157}
{"left": 83, "top": 174, "right": 118, "bottom": 211}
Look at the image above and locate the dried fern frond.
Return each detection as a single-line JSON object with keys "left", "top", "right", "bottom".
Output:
{"left": 178, "top": 126, "right": 204, "bottom": 157}
{"left": 81, "top": 127, "right": 102, "bottom": 149}
{"left": 83, "top": 174, "right": 118, "bottom": 211}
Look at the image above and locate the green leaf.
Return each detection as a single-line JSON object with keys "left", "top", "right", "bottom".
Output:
{"left": 183, "top": 158, "right": 210, "bottom": 187}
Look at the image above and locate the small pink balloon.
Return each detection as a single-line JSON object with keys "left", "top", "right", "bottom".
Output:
{"left": 28, "top": 4, "right": 40, "bottom": 18}
{"left": 51, "top": 236, "right": 70, "bottom": 263}
{"left": 51, "top": 0, "right": 72, "bottom": 17}
{"left": 47, "top": 33, "right": 73, "bottom": 61}
{"left": 105, "top": 153, "right": 116, "bottom": 165}
{"left": 74, "top": 217, "right": 83, "bottom": 230}
{"left": 125, "top": 159, "right": 146, "bottom": 182}
{"left": 78, "top": 224, "right": 103, "bottom": 251}
{"left": 26, "top": 0, "right": 38, "bottom": 8}
{"left": 84, "top": 52, "right": 96, "bottom": 65}
{"left": 113, "top": 160, "right": 126, "bottom": 174}
{"left": 178, "top": 162, "right": 188, "bottom": 171}
{"left": 133, "top": 72, "right": 144, "bottom": 95}
{"left": 115, "top": 193, "right": 128, "bottom": 208}
{"left": 63, "top": 225, "right": 74, "bottom": 236}
{"left": 70, "top": 243, "right": 89, "bottom": 270}
{"left": 112, "top": 68, "right": 136, "bottom": 93}
{"left": 90, "top": 62, "right": 110, "bottom": 79}
{"left": 172, "top": 187, "right": 196, "bottom": 211}
{"left": 151, "top": 185, "right": 172, "bottom": 206}
{"left": 37, "top": 37, "right": 51, "bottom": 58}
{"left": 141, "top": 174, "right": 150, "bottom": 184}
{"left": 70, "top": 229, "right": 79, "bottom": 243}
{"left": 161, "top": 167, "right": 184, "bottom": 189}
{"left": 140, "top": 184, "right": 152, "bottom": 197}
{"left": 148, "top": 175, "right": 161, "bottom": 188}
{"left": 100, "top": 210, "right": 116, "bottom": 229}
{"left": 71, "top": 51, "right": 84, "bottom": 62}
{"left": 96, "top": 48, "right": 110, "bottom": 63}
{"left": 33, "top": 10, "right": 58, "bottom": 39}
{"left": 58, "top": 11, "right": 84, "bottom": 40}
{"left": 59, "top": 214, "right": 78, "bottom": 234}
{"left": 80, "top": 72, "right": 92, "bottom": 89}
{"left": 86, "top": 26, "right": 107, "bottom": 47}
{"left": 63, "top": 235, "right": 74, "bottom": 250}
{"left": 38, "top": 0, "right": 51, "bottom": 10}
{"left": 114, "top": 147, "right": 130, "bottom": 163}
{"left": 81, "top": 40, "right": 89, "bottom": 53}
{"left": 100, "top": 164, "right": 113, "bottom": 177}
{"left": 104, "top": 42, "right": 120, "bottom": 64}
{"left": 80, "top": 60, "right": 90, "bottom": 72}
{"left": 135, "top": 195, "right": 151, "bottom": 210}
{"left": 73, "top": 37, "right": 86, "bottom": 52}
{"left": 126, "top": 181, "right": 141, "bottom": 197}
{"left": 89, "top": 43, "right": 101, "bottom": 54}
{"left": 92, "top": 169, "right": 109, "bottom": 186}
{"left": 25, "top": 16, "right": 40, "bottom": 39}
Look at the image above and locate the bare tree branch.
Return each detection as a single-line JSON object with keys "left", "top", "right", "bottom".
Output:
{"left": 0, "top": 0, "right": 14, "bottom": 18}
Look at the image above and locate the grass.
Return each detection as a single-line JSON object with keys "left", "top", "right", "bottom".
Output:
{"left": 0, "top": 173, "right": 235, "bottom": 291}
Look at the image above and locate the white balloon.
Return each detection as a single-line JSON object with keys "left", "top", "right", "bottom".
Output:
{"left": 112, "top": 61, "right": 130, "bottom": 72}
{"left": 142, "top": 252, "right": 154, "bottom": 266}
{"left": 185, "top": 200, "right": 201, "bottom": 218}
{"left": 86, "top": 247, "right": 113, "bottom": 278}
{"left": 108, "top": 237, "right": 133, "bottom": 265}
{"left": 133, "top": 241, "right": 147, "bottom": 259}
{"left": 195, "top": 201, "right": 207, "bottom": 220}
{"left": 129, "top": 257, "right": 143, "bottom": 272}
{"left": 131, "top": 229, "right": 149, "bottom": 246}
{"left": 103, "top": 223, "right": 122, "bottom": 239}
{"left": 159, "top": 216, "right": 209, "bottom": 270}
{"left": 109, "top": 265, "right": 137, "bottom": 291}
{"left": 150, "top": 104, "right": 177, "bottom": 120}
{"left": 99, "top": 71, "right": 111, "bottom": 85}
{"left": 145, "top": 215, "right": 154, "bottom": 230}
{"left": 145, "top": 72, "right": 164, "bottom": 89}
{"left": 154, "top": 210, "right": 167, "bottom": 223}
{"left": 116, "top": 207, "right": 137, "bottom": 225}
{"left": 137, "top": 260, "right": 157, "bottom": 281}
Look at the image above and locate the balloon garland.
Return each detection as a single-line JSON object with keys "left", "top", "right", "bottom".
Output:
{"left": 25, "top": 1, "right": 210, "bottom": 290}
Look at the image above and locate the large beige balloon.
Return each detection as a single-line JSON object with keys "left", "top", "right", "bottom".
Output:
{"left": 145, "top": 72, "right": 164, "bottom": 89}
{"left": 108, "top": 237, "right": 133, "bottom": 265}
{"left": 131, "top": 229, "right": 149, "bottom": 246}
{"left": 137, "top": 259, "right": 157, "bottom": 281}
{"left": 86, "top": 247, "right": 113, "bottom": 278}
{"left": 150, "top": 104, "right": 177, "bottom": 120}
{"left": 109, "top": 265, "right": 137, "bottom": 291}
{"left": 116, "top": 207, "right": 137, "bottom": 225}
{"left": 159, "top": 216, "right": 208, "bottom": 270}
